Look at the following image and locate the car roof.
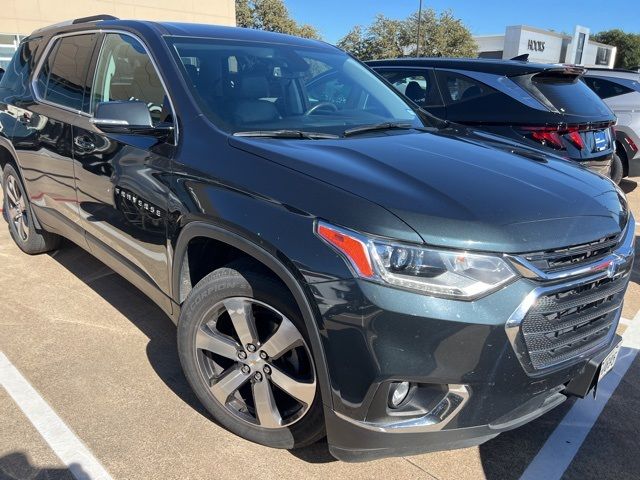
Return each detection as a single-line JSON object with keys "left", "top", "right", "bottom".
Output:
{"left": 29, "top": 17, "right": 332, "bottom": 50}
{"left": 585, "top": 69, "right": 640, "bottom": 81}
{"left": 366, "top": 57, "right": 576, "bottom": 77}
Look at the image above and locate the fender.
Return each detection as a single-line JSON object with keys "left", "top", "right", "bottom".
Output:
{"left": 0, "top": 135, "right": 46, "bottom": 231}
{"left": 171, "top": 220, "right": 334, "bottom": 409}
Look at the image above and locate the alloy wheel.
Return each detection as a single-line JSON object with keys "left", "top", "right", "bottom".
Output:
{"left": 5, "top": 175, "right": 29, "bottom": 241}
{"left": 194, "top": 297, "right": 316, "bottom": 429}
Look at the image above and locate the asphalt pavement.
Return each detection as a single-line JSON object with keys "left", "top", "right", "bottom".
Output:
{"left": 1, "top": 178, "right": 639, "bottom": 480}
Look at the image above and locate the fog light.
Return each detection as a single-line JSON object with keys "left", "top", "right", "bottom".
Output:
{"left": 389, "top": 381, "right": 410, "bottom": 408}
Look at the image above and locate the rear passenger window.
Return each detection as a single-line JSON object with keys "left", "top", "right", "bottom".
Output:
{"left": 583, "top": 77, "right": 634, "bottom": 99}
{"left": 36, "top": 34, "right": 97, "bottom": 111}
{"left": 436, "top": 71, "right": 491, "bottom": 105}
{"left": 379, "top": 69, "right": 442, "bottom": 107}
{"left": 91, "top": 33, "right": 170, "bottom": 125}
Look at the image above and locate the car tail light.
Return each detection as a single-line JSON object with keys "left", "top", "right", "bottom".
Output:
{"left": 565, "top": 127, "right": 585, "bottom": 150}
{"left": 521, "top": 126, "right": 564, "bottom": 150}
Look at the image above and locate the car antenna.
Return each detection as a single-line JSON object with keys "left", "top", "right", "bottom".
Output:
{"left": 511, "top": 54, "right": 529, "bottom": 62}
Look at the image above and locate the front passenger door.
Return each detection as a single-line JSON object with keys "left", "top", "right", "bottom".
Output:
{"left": 72, "top": 32, "right": 175, "bottom": 307}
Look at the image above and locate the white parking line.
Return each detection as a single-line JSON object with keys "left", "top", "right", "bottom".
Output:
{"left": 0, "top": 352, "right": 113, "bottom": 480}
{"left": 519, "top": 311, "right": 640, "bottom": 480}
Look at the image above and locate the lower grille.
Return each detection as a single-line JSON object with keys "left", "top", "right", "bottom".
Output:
{"left": 520, "top": 273, "right": 628, "bottom": 371}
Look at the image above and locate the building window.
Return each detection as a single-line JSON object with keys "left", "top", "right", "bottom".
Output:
{"left": 0, "top": 33, "right": 24, "bottom": 70}
{"left": 574, "top": 33, "right": 586, "bottom": 64}
{"left": 595, "top": 47, "right": 611, "bottom": 66}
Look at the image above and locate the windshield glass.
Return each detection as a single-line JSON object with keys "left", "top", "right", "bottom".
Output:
{"left": 167, "top": 37, "right": 421, "bottom": 135}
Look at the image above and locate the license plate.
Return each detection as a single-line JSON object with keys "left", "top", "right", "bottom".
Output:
{"left": 598, "top": 344, "right": 620, "bottom": 381}
{"left": 594, "top": 130, "right": 609, "bottom": 152}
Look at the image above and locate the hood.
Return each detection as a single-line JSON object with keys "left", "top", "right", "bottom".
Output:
{"left": 229, "top": 127, "right": 628, "bottom": 253}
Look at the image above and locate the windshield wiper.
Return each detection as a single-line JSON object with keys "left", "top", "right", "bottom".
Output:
{"left": 343, "top": 122, "right": 415, "bottom": 137}
{"left": 233, "top": 130, "right": 339, "bottom": 139}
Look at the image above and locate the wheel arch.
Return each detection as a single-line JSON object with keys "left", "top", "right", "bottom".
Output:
{"left": 172, "top": 221, "right": 334, "bottom": 409}
{"left": 0, "top": 136, "right": 46, "bottom": 230}
{"left": 0, "top": 136, "right": 20, "bottom": 177}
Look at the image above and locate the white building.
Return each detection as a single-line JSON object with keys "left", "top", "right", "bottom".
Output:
{"left": 474, "top": 25, "right": 616, "bottom": 68}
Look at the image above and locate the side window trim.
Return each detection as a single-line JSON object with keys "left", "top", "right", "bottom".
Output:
{"left": 30, "top": 29, "right": 178, "bottom": 140}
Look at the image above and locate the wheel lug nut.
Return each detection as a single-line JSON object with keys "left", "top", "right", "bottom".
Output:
{"left": 238, "top": 351, "right": 247, "bottom": 360}
{"left": 254, "top": 372, "right": 263, "bottom": 381}
{"left": 263, "top": 365, "right": 271, "bottom": 375}
{"left": 259, "top": 351, "right": 268, "bottom": 360}
{"left": 246, "top": 344, "right": 256, "bottom": 352}
{"left": 241, "top": 365, "right": 250, "bottom": 374}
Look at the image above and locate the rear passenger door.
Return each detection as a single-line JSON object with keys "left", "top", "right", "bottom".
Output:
{"left": 72, "top": 32, "right": 175, "bottom": 305}
{"left": 11, "top": 33, "right": 97, "bottom": 245}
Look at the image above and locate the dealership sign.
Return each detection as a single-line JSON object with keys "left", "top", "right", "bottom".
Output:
{"left": 527, "top": 39, "right": 545, "bottom": 52}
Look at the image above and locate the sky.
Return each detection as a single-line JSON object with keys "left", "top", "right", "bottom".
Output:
{"left": 285, "top": 0, "right": 640, "bottom": 44}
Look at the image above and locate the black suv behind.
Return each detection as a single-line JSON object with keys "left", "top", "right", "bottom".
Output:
{"left": 0, "top": 17, "right": 634, "bottom": 462}
{"left": 368, "top": 58, "right": 616, "bottom": 178}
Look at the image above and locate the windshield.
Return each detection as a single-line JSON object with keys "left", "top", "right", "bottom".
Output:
{"left": 167, "top": 37, "right": 422, "bottom": 136}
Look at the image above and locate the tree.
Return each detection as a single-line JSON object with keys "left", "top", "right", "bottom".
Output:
{"left": 235, "top": 0, "right": 253, "bottom": 28}
{"left": 592, "top": 29, "right": 640, "bottom": 69}
{"left": 337, "top": 26, "right": 368, "bottom": 59}
{"left": 235, "top": 0, "right": 320, "bottom": 39}
{"left": 337, "top": 8, "right": 476, "bottom": 60}
{"left": 405, "top": 9, "right": 477, "bottom": 57}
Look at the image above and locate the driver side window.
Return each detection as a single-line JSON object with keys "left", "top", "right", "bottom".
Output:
{"left": 91, "top": 33, "right": 170, "bottom": 125}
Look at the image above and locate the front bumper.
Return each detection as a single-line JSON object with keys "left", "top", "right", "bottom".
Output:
{"left": 310, "top": 217, "right": 634, "bottom": 461}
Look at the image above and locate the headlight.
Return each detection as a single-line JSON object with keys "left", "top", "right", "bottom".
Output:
{"left": 317, "top": 221, "right": 517, "bottom": 299}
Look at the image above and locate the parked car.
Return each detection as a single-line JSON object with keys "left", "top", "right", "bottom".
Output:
{"left": 0, "top": 16, "right": 634, "bottom": 462}
{"left": 583, "top": 68, "right": 640, "bottom": 182}
{"left": 368, "top": 58, "right": 617, "bottom": 179}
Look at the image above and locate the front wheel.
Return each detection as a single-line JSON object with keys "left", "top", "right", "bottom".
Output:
{"left": 2, "top": 164, "right": 61, "bottom": 254}
{"left": 177, "top": 262, "right": 325, "bottom": 449}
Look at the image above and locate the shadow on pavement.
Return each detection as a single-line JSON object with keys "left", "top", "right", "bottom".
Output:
{"left": 562, "top": 353, "right": 640, "bottom": 480}
{"left": 619, "top": 178, "right": 637, "bottom": 195}
{"left": 47, "top": 240, "right": 337, "bottom": 464}
{"left": 477, "top": 397, "right": 575, "bottom": 480}
{"left": 0, "top": 452, "right": 79, "bottom": 480}
{"left": 47, "top": 240, "right": 215, "bottom": 423}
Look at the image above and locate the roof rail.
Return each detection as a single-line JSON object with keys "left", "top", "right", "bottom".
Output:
{"left": 585, "top": 67, "right": 640, "bottom": 74}
{"left": 72, "top": 14, "right": 119, "bottom": 24}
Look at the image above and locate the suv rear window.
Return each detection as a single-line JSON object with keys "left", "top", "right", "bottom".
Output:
{"left": 513, "top": 72, "right": 611, "bottom": 117}
{"left": 35, "top": 33, "right": 97, "bottom": 111}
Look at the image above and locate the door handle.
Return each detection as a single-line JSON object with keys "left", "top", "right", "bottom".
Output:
{"left": 74, "top": 136, "right": 95, "bottom": 151}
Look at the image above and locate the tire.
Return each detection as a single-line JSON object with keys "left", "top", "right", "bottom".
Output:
{"left": 610, "top": 153, "right": 624, "bottom": 185}
{"left": 2, "top": 164, "right": 61, "bottom": 254}
{"left": 177, "top": 261, "right": 325, "bottom": 449}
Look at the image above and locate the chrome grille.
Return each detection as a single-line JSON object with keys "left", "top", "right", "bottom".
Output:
{"left": 522, "top": 233, "right": 620, "bottom": 273}
{"left": 520, "top": 273, "right": 628, "bottom": 371}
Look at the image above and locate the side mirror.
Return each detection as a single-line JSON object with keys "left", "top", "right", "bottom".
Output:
{"left": 91, "top": 101, "right": 172, "bottom": 137}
